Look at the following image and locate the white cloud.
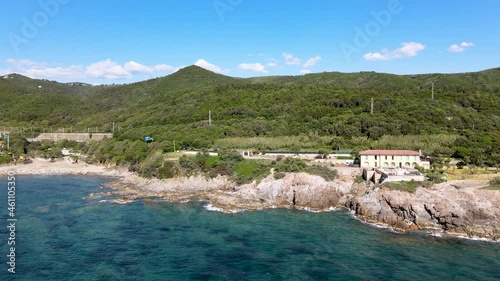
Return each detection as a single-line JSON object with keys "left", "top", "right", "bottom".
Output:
{"left": 303, "top": 56, "right": 322, "bottom": 68}
{"left": 25, "top": 65, "right": 84, "bottom": 79}
{"left": 7, "top": 59, "right": 47, "bottom": 70}
{"left": 364, "top": 42, "right": 426, "bottom": 61}
{"left": 300, "top": 69, "right": 312, "bottom": 75}
{"left": 124, "top": 61, "right": 154, "bottom": 73}
{"left": 153, "top": 64, "right": 175, "bottom": 72}
{"left": 448, "top": 42, "right": 475, "bottom": 53}
{"left": 283, "top": 52, "right": 302, "bottom": 65}
{"left": 86, "top": 59, "right": 132, "bottom": 79}
{"left": 1, "top": 59, "right": 179, "bottom": 81}
{"left": 195, "top": 59, "right": 222, "bottom": 73}
{"left": 238, "top": 63, "right": 268, "bottom": 73}
{"left": 266, "top": 58, "right": 278, "bottom": 67}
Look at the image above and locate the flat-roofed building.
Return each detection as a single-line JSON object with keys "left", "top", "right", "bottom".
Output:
{"left": 359, "top": 150, "right": 430, "bottom": 169}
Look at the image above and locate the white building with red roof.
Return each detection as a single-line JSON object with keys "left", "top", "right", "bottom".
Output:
{"left": 359, "top": 150, "right": 430, "bottom": 169}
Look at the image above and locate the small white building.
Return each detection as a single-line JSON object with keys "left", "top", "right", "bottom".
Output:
{"left": 359, "top": 150, "right": 430, "bottom": 169}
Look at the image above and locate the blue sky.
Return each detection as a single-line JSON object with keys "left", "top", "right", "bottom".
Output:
{"left": 1, "top": 0, "right": 499, "bottom": 84}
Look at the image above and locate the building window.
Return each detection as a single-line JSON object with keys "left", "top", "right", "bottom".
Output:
{"left": 392, "top": 156, "right": 394, "bottom": 160}
{"left": 385, "top": 156, "right": 387, "bottom": 160}
{"left": 375, "top": 155, "right": 377, "bottom": 160}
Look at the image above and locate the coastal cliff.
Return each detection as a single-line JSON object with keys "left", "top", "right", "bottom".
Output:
{"left": 107, "top": 173, "right": 500, "bottom": 241}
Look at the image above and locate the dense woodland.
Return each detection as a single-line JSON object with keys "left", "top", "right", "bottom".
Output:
{"left": 0, "top": 66, "right": 499, "bottom": 169}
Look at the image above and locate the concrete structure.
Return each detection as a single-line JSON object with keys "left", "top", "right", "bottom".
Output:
{"left": 363, "top": 169, "right": 383, "bottom": 183}
{"left": 363, "top": 168, "right": 425, "bottom": 183}
{"left": 28, "top": 133, "right": 113, "bottom": 142}
{"left": 238, "top": 150, "right": 254, "bottom": 158}
{"left": 359, "top": 150, "right": 430, "bottom": 169}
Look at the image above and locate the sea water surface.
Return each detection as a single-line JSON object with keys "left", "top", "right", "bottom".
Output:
{"left": 0, "top": 176, "right": 499, "bottom": 280}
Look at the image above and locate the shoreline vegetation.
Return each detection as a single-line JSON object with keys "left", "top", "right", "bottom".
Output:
{"left": 1, "top": 156, "right": 498, "bottom": 242}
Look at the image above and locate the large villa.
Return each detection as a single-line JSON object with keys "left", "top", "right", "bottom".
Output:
{"left": 359, "top": 150, "right": 430, "bottom": 169}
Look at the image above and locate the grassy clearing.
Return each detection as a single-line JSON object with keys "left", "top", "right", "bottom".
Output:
{"left": 214, "top": 136, "right": 332, "bottom": 150}
{"left": 382, "top": 180, "right": 419, "bottom": 193}
{"left": 212, "top": 134, "right": 459, "bottom": 155}
{"left": 233, "top": 160, "right": 271, "bottom": 184}
{"left": 482, "top": 185, "right": 500, "bottom": 190}
{"left": 371, "top": 134, "right": 457, "bottom": 154}
{"left": 305, "top": 165, "right": 338, "bottom": 181}
{"left": 445, "top": 168, "right": 499, "bottom": 180}
{"left": 483, "top": 178, "right": 500, "bottom": 190}
{"left": 165, "top": 152, "right": 185, "bottom": 158}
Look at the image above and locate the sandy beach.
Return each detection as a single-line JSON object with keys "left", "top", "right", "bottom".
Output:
{"left": 0, "top": 157, "right": 131, "bottom": 177}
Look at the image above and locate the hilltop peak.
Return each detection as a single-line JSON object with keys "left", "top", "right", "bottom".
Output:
{"left": 2, "top": 73, "right": 32, "bottom": 80}
{"left": 172, "top": 65, "right": 228, "bottom": 77}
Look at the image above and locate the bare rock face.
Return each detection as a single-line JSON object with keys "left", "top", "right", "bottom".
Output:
{"left": 108, "top": 172, "right": 500, "bottom": 241}
{"left": 211, "top": 173, "right": 351, "bottom": 211}
{"left": 349, "top": 183, "right": 500, "bottom": 240}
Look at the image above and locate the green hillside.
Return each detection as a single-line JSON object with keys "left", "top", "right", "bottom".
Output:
{"left": 0, "top": 66, "right": 499, "bottom": 167}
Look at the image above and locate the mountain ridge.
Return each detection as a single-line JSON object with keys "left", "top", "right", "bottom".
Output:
{"left": 0, "top": 66, "right": 498, "bottom": 153}
{"left": 2, "top": 65, "right": 499, "bottom": 87}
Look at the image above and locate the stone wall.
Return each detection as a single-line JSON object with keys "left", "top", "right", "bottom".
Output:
{"left": 30, "top": 133, "right": 113, "bottom": 142}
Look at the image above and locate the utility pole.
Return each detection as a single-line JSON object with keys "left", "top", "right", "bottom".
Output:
{"left": 370, "top": 98, "right": 374, "bottom": 114}
{"left": 112, "top": 122, "right": 115, "bottom": 133}
{"left": 432, "top": 82, "right": 435, "bottom": 100}
{"left": 209, "top": 111, "right": 212, "bottom": 126}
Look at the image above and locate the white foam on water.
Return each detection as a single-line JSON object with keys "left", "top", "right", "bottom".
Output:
{"left": 204, "top": 203, "right": 247, "bottom": 214}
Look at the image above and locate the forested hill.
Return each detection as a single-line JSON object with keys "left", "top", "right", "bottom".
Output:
{"left": 1, "top": 66, "right": 499, "bottom": 151}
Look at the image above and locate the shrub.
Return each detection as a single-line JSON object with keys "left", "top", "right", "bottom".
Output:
{"left": 219, "top": 151, "right": 244, "bottom": 162}
{"left": 0, "top": 155, "right": 12, "bottom": 165}
{"left": 305, "top": 165, "right": 338, "bottom": 181}
{"left": 490, "top": 177, "right": 500, "bottom": 186}
{"left": 274, "top": 157, "right": 307, "bottom": 173}
{"left": 273, "top": 172, "right": 286, "bottom": 179}
{"left": 157, "top": 161, "right": 178, "bottom": 179}
{"left": 138, "top": 150, "right": 164, "bottom": 178}
{"left": 179, "top": 155, "right": 195, "bottom": 173}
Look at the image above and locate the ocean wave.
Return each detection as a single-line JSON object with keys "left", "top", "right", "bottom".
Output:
{"left": 98, "top": 199, "right": 135, "bottom": 205}
{"left": 204, "top": 203, "right": 247, "bottom": 214}
{"left": 296, "top": 206, "right": 343, "bottom": 213}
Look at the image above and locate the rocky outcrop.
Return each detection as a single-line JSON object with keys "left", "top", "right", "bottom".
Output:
{"left": 106, "top": 173, "right": 500, "bottom": 241}
{"left": 348, "top": 183, "right": 500, "bottom": 240}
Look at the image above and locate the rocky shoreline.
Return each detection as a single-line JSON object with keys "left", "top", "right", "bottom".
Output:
{"left": 1, "top": 159, "right": 498, "bottom": 241}
{"left": 104, "top": 172, "right": 500, "bottom": 242}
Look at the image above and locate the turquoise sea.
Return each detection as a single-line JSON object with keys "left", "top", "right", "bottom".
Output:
{"left": 0, "top": 176, "right": 499, "bottom": 280}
